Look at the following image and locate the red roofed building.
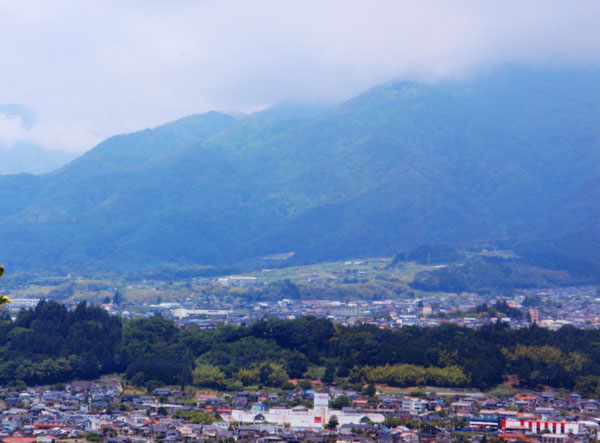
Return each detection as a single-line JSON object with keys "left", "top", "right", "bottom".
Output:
{"left": 2, "top": 438, "right": 38, "bottom": 443}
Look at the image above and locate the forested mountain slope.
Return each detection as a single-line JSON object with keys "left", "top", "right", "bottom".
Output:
{"left": 0, "top": 67, "right": 599, "bottom": 270}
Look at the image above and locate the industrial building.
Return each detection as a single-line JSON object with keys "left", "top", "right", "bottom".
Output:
{"left": 227, "top": 393, "right": 384, "bottom": 430}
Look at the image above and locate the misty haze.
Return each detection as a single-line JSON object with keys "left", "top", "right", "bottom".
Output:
{"left": 0, "top": 1, "right": 600, "bottom": 441}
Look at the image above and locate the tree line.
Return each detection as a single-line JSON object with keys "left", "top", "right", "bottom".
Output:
{"left": 3, "top": 301, "right": 600, "bottom": 396}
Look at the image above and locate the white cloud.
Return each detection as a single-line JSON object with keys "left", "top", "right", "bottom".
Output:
{"left": 0, "top": 113, "right": 101, "bottom": 153}
{"left": 0, "top": 0, "right": 599, "bottom": 153}
{"left": 0, "top": 114, "right": 29, "bottom": 145}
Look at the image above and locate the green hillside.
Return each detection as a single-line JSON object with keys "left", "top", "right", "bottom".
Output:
{"left": 0, "top": 67, "right": 599, "bottom": 271}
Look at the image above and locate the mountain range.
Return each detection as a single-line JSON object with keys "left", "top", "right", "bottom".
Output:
{"left": 0, "top": 66, "right": 599, "bottom": 272}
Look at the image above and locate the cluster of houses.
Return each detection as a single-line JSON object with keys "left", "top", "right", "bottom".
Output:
{"left": 5, "top": 262, "right": 600, "bottom": 333}
{"left": 12, "top": 287, "right": 600, "bottom": 333}
{"left": 97, "top": 283, "right": 600, "bottom": 333}
{"left": 1, "top": 379, "right": 600, "bottom": 442}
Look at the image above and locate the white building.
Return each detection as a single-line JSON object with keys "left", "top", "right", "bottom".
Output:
{"left": 401, "top": 398, "right": 427, "bottom": 413}
{"left": 171, "top": 308, "right": 230, "bottom": 319}
{"left": 397, "top": 315, "right": 419, "bottom": 327}
{"left": 217, "top": 276, "right": 258, "bottom": 287}
{"left": 8, "top": 298, "right": 40, "bottom": 309}
{"left": 503, "top": 419, "right": 580, "bottom": 435}
{"left": 227, "top": 393, "right": 384, "bottom": 429}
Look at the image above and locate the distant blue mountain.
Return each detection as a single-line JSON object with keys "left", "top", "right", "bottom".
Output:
{"left": 0, "top": 67, "right": 599, "bottom": 271}
{"left": 0, "top": 142, "right": 75, "bottom": 175}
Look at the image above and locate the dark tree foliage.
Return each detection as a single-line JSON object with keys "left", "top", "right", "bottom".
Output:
{"left": 122, "top": 316, "right": 191, "bottom": 387}
{"left": 411, "top": 254, "right": 595, "bottom": 294}
{"left": 2, "top": 308, "right": 600, "bottom": 393}
{"left": 0, "top": 301, "right": 122, "bottom": 384}
{"left": 465, "top": 301, "right": 524, "bottom": 320}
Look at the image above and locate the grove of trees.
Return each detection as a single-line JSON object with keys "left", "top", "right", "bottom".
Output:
{"left": 2, "top": 301, "right": 600, "bottom": 396}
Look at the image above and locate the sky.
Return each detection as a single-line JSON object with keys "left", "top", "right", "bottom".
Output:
{"left": 1, "top": 0, "right": 600, "bottom": 154}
